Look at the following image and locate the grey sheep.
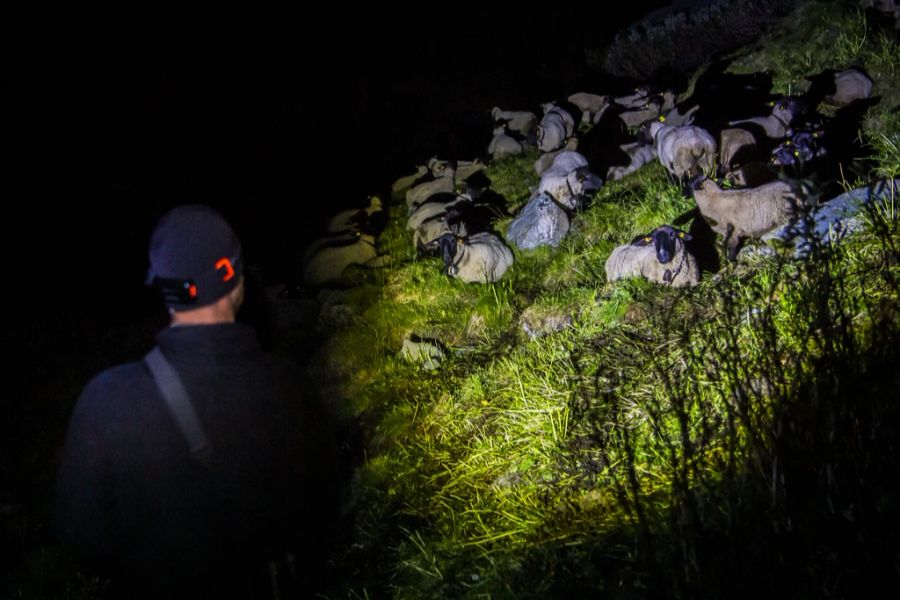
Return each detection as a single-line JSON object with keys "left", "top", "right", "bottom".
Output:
{"left": 719, "top": 127, "right": 758, "bottom": 171}
{"left": 605, "top": 225, "right": 700, "bottom": 287}
{"left": 437, "top": 232, "right": 514, "bottom": 284}
{"left": 538, "top": 153, "right": 603, "bottom": 211}
{"left": 428, "top": 157, "right": 484, "bottom": 181}
{"left": 824, "top": 68, "right": 874, "bottom": 106}
{"left": 407, "top": 193, "right": 470, "bottom": 231}
{"left": 647, "top": 121, "right": 717, "bottom": 180}
{"left": 690, "top": 176, "right": 804, "bottom": 260}
{"left": 505, "top": 192, "right": 570, "bottom": 250}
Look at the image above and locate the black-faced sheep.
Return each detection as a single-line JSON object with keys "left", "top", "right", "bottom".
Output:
{"left": 605, "top": 225, "right": 700, "bottom": 287}
{"left": 491, "top": 106, "right": 538, "bottom": 138}
{"left": 690, "top": 176, "right": 804, "bottom": 260}
{"left": 437, "top": 232, "right": 514, "bottom": 284}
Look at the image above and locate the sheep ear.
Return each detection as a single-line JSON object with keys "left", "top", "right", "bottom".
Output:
{"left": 677, "top": 231, "right": 693, "bottom": 241}
{"left": 658, "top": 114, "right": 666, "bottom": 122}
{"left": 631, "top": 234, "right": 653, "bottom": 246}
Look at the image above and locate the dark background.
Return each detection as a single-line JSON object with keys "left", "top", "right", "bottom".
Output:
{"left": 4, "top": 1, "right": 676, "bottom": 584}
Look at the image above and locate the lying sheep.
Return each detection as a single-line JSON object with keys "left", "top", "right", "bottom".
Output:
{"left": 427, "top": 157, "right": 484, "bottom": 182}
{"left": 606, "top": 142, "right": 657, "bottom": 180}
{"left": 612, "top": 86, "right": 651, "bottom": 109}
{"left": 661, "top": 104, "right": 699, "bottom": 127}
{"left": 605, "top": 225, "right": 700, "bottom": 287}
{"left": 487, "top": 125, "right": 524, "bottom": 160}
{"left": 729, "top": 98, "right": 804, "bottom": 139}
{"left": 825, "top": 68, "right": 874, "bottom": 106}
{"left": 327, "top": 196, "right": 383, "bottom": 234}
{"left": 534, "top": 137, "right": 579, "bottom": 176}
{"left": 391, "top": 165, "right": 429, "bottom": 199}
{"left": 690, "top": 176, "right": 803, "bottom": 260}
{"left": 619, "top": 96, "right": 664, "bottom": 129}
{"left": 407, "top": 192, "right": 469, "bottom": 231}
{"left": 491, "top": 106, "right": 538, "bottom": 138}
{"left": 414, "top": 211, "right": 468, "bottom": 253}
{"left": 302, "top": 232, "right": 381, "bottom": 287}
{"left": 538, "top": 156, "right": 603, "bottom": 211}
{"left": 437, "top": 232, "right": 514, "bottom": 284}
{"left": 647, "top": 121, "right": 717, "bottom": 180}
{"left": 406, "top": 162, "right": 457, "bottom": 212}
{"left": 567, "top": 92, "right": 609, "bottom": 124}
{"left": 536, "top": 102, "right": 576, "bottom": 152}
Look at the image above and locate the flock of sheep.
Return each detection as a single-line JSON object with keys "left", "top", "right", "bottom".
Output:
{"left": 299, "top": 61, "right": 883, "bottom": 293}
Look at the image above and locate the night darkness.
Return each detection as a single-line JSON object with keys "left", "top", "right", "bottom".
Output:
{"left": 5, "top": 0, "right": 706, "bottom": 594}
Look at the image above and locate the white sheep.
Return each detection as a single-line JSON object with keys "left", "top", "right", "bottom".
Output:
{"left": 648, "top": 121, "right": 717, "bottom": 180}
{"left": 606, "top": 142, "right": 658, "bottom": 180}
{"left": 567, "top": 92, "right": 609, "bottom": 125}
{"left": 533, "top": 137, "right": 580, "bottom": 176}
{"left": 605, "top": 225, "right": 700, "bottom": 287}
{"left": 729, "top": 98, "right": 803, "bottom": 139}
{"left": 414, "top": 212, "right": 468, "bottom": 253}
{"left": 661, "top": 104, "right": 699, "bottom": 127}
{"left": 428, "top": 157, "right": 484, "bottom": 181}
{"left": 612, "top": 87, "right": 651, "bottom": 109}
{"left": 407, "top": 193, "right": 469, "bottom": 231}
{"left": 406, "top": 163, "right": 457, "bottom": 212}
{"left": 438, "top": 232, "right": 514, "bottom": 284}
{"left": 536, "top": 103, "right": 576, "bottom": 152}
{"left": 538, "top": 161, "right": 603, "bottom": 211}
{"left": 327, "top": 196, "right": 383, "bottom": 234}
{"left": 690, "top": 176, "right": 804, "bottom": 260}
{"left": 491, "top": 106, "right": 538, "bottom": 138}
{"left": 487, "top": 125, "right": 524, "bottom": 160}
{"left": 302, "top": 233, "right": 381, "bottom": 287}
{"left": 390, "top": 165, "right": 429, "bottom": 199}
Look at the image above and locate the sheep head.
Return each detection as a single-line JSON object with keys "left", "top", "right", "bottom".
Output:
{"left": 631, "top": 225, "right": 692, "bottom": 264}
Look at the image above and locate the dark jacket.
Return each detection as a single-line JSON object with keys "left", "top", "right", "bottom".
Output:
{"left": 54, "top": 322, "right": 337, "bottom": 599}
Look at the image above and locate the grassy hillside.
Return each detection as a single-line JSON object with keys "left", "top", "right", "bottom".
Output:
{"left": 312, "top": 2, "right": 900, "bottom": 598}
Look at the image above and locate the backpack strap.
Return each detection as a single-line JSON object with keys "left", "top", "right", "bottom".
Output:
{"left": 144, "top": 347, "right": 213, "bottom": 465}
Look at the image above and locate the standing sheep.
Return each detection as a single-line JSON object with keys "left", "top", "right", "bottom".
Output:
{"left": 647, "top": 121, "right": 717, "bottom": 180}
{"left": 690, "top": 176, "right": 804, "bottom": 260}
{"left": 605, "top": 225, "right": 700, "bottom": 287}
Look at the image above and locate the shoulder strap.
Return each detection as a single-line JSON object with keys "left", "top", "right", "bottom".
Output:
{"left": 144, "top": 347, "right": 213, "bottom": 465}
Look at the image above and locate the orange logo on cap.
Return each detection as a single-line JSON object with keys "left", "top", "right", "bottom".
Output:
{"left": 215, "top": 258, "right": 235, "bottom": 282}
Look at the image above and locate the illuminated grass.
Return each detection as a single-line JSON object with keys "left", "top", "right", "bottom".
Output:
{"left": 311, "top": 5, "right": 900, "bottom": 597}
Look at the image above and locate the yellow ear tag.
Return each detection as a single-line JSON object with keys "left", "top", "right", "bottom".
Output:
{"left": 659, "top": 115, "right": 666, "bottom": 122}
{"left": 644, "top": 236, "right": 652, "bottom": 243}
{"left": 677, "top": 232, "right": 685, "bottom": 238}
{"left": 794, "top": 150, "right": 800, "bottom": 156}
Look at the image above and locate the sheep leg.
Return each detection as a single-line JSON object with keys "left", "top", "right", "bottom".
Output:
{"left": 725, "top": 229, "right": 745, "bottom": 262}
